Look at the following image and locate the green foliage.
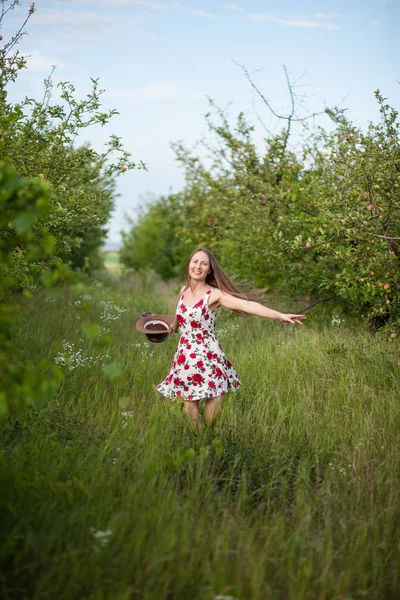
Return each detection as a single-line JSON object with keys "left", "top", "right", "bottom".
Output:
{"left": 283, "top": 91, "right": 400, "bottom": 332}
{"left": 123, "top": 93, "right": 399, "bottom": 333}
{"left": 120, "top": 193, "right": 190, "bottom": 280}
{"left": 0, "top": 161, "right": 66, "bottom": 418}
{"left": 173, "top": 108, "right": 310, "bottom": 288}
{"left": 0, "top": 4, "right": 137, "bottom": 421}
{"left": 1, "top": 284, "right": 400, "bottom": 598}
{"left": 1, "top": 3, "right": 144, "bottom": 286}
{"left": 0, "top": 73, "right": 142, "bottom": 283}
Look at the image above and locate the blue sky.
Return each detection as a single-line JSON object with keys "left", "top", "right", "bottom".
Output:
{"left": 3, "top": 0, "right": 399, "bottom": 244}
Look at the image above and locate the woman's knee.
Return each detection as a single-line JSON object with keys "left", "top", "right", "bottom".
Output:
{"left": 205, "top": 396, "right": 223, "bottom": 411}
{"left": 183, "top": 400, "right": 199, "bottom": 417}
{"left": 204, "top": 396, "right": 224, "bottom": 420}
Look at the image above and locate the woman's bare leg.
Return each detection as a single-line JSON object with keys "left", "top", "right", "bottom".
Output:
{"left": 204, "top": 395, "right": 224, "bottom": 424}
{"left": 183, "top": 400, "right": 201, "bottom": 431}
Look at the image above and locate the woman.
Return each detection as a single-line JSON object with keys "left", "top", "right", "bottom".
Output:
{"left": 156, "top": 248, "right": 306, "bottom": 430}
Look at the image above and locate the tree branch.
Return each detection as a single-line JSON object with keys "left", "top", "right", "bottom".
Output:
{"left": 299, "top": 295, "right": 337, "bottom": 312}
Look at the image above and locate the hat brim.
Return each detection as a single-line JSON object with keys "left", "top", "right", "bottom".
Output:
{"left": 135, "top": 314, "right": 175, "bottom": 335}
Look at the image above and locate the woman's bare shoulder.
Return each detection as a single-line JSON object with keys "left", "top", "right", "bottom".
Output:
{"left": 208, "top": 287, "right": 222, "bottom": 305}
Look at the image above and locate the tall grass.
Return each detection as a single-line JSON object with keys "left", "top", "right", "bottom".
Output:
{"left": 1, "top": 275, "right": 399, "bottom": 599}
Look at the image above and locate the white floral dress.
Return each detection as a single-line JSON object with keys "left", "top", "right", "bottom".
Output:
{"left": 156, "top": 288, "right": 240, "bottom": 402}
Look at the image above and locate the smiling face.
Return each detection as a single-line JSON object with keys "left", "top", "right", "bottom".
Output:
{"left": 188, "top": 251, "right": 211, "bottom": 283}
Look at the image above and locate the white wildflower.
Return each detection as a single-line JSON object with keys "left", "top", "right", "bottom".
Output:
{"left": 90, "top": 527, "right": 112, "bottom": 547}
{"left": 331, "top": 315, "right": 345, "bottom": 325}
{"left": 121, "top": 411, "right": 134, "bottom": 418}
{"left": 217, "top": 323, "right": 240, "bottom": 340}
{"left": 54, "top": 341, "right": 110, "bottom": 372}
{"left": 99, "top": 300, "right": 127, "bottom": 323}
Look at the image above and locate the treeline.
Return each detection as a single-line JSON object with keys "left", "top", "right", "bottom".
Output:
{"left": 1, "top": 9, "right": 142, "bottom": 289}
{"left": 0, "top": 2, "right": 140, "bottom": 417}
{"left": 121, "top": 91, "right": 400, "bottom": 333}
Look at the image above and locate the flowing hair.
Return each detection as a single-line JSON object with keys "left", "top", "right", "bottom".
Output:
{"left": 183, "top": 247, "right": 264, "bottom": 317}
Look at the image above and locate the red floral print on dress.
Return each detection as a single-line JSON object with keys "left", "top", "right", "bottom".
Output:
{"left": 156, "top": 288, "right": 240, "bottom": 402}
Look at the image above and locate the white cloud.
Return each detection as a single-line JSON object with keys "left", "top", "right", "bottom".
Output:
{"left": 185, "top": 9, "right": 217, "bottom": 18}
{"left": 49, "top": 0, "right": 182, "bottom": 10}
{"left": 36, "top": 1, "right": 215, "bottom": 18}
{"left": 221, "top": 4, "right": 246, "bottom": 12}
{"left": 24, "top": 50, "right": 62, "bottom": 72}
{"left": 315, "top": 12, "right": 343, "bottom": 20}
{"left": 104, "top": 82, "right": 181, "bottom": 99}
{"left": 48, "top": 31, "right": 111, "bottom": 41}
{"left": 29, "top": 10, "right": 111, "bottom": 30}
{"left": 248, "top": 14, "right": 340, "bottom": 30}
{"left": 22, "top": 7, "right": 148, "bottom": 41}
{"left": 114, "top": 0, "right": 167, "bottom": 11}
{"left": 370, "top": 19, "right": 383, "bottom": 26}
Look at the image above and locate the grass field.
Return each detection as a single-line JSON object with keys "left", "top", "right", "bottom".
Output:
{"left": 2, "top": 273, "right": 400, "bottom": 599}
{"left": 102, "top": 250, "right": 123, "bottom": 275}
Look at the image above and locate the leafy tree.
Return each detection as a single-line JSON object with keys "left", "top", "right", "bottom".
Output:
{"left": 120, "top": 193, "right": 189, "bottom": 280}
{"left": 0, "top": 1, "right": 139, "bottom": 420}
{"left": 122, "top": 70, "right": 399, "bottom": 334}
{"left": 1, "top": 2, "right": 145, "bottom": 287}
{"left": 281, "top": 91, "right": 400, "bottom": 332}
{"left": 0, "top": 161, "right": 67, "bottom": 418}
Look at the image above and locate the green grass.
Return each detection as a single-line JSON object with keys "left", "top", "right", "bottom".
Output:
{"left": 1, "top": 278, "right": 400, "bottom": 599}
{"left": 102, "top": 250, "right": 123, "bottom": 275}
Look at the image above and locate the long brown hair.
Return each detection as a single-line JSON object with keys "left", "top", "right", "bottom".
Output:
{"left": 183, "top": 247, "right": 264, "bottom": 317}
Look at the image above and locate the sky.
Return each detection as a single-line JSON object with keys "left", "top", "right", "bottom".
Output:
{"left": 2, "top": 0, "right": 399, "bottom": 245}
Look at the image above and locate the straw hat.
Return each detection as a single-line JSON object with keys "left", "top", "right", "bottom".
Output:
{"left": 135, "top": 313, "right": 175, "bottom": 343}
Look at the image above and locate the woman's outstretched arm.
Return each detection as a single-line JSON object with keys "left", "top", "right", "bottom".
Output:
{"left": 211, "top": 290, "right": 306, "bottom": 325}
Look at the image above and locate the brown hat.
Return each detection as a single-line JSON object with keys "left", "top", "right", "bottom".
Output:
{"left": 135, "top": 314, "right": 175, "bottom": 343}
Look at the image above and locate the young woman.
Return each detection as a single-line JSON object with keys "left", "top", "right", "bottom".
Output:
{"left": 156, "top": 248, "right": 306, "bottom": 430}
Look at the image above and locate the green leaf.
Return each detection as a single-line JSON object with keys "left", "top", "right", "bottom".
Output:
{"left": 0, "top": 393, "right": 9, "bottom": 419}
{"left": 93, "top": 335, "right": 111, "bottom": 347}
{"left": 103, "top": 362, "right": 122, "bottom": 380}
{"left": 82, "top": 322, "right": 101, "bottom": 339}
{"left": 52, "top": 364, "right": 65, "bottom": 380}
{"left": 71, "top": 283, "right": 90, "bottom": 296}
{"left": 42, "top": 235, "right": 56, "bottom": 255}
{"left": 40, "top": 269, "right": 56, "bottom": 287}
{"left": 13, "top": 212, "right": 35, "bottom": 235}
{"left": 118, "top": 396, "right": 132, "bottom": 408}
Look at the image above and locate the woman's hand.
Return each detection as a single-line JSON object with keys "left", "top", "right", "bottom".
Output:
{"left": 169, "top": 322, "right": 179, "bottom": 334}
{"left": 278, "top": 313, "right": 307, "bottom": 325}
